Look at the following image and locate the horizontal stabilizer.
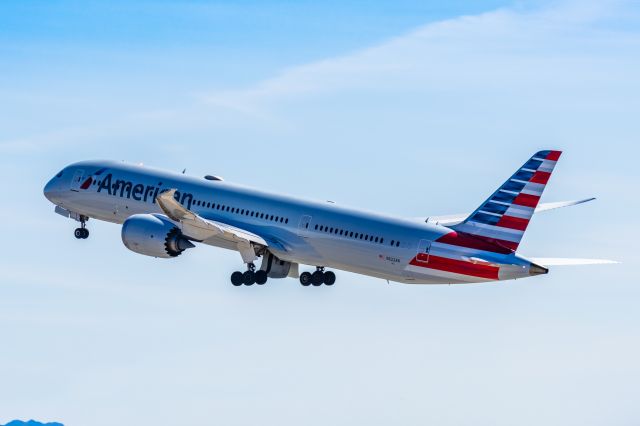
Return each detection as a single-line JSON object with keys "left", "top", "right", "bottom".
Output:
{"left": 529, "top": 258, "right": 619, "bottom": 266}
{"left": 534, "top": 198, "right": 595, "bottom": 213}
{"left": 421, "top": 198, "right": 595, "bottom": 226}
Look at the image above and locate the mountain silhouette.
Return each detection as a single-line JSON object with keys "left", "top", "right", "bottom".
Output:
{"left": 2, "top": 420, "right": 63, "bottom": 426}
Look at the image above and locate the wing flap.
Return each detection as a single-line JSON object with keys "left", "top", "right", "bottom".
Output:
{"left": 156, "top": 189, "right": 267, "bottom": 262}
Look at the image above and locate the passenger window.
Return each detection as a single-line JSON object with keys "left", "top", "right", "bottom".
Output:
{"left": 350, "top": 232, "right": 354, "bottom": 237}
{"left": 285, "top": 218, "right": 289, "bottom": 224}
{"left": 380, "top": 238, "right": 384, "bottom": 244}
{"left": 396, "top": 241, "right": 400, "bottom": 247}
{"left": 315, "top": 224, "right": 318, "bottom": 230}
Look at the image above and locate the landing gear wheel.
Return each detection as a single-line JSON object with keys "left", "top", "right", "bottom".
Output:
{"left": 243, "top": 270, "right": 256, "bottom": 286}
{"left": 300, "top": 272, "right": 312, "bottom": 286}
{"left": 323, "top": 271, "right": 336, "bottom": 286}
{"left": 312, "top": 271, "right": 324, "bottom": 286}
{"left": 255, "top": 270, "right": 268, "bottom": 285}
{"left": 82, "top": 228, "right": 89, "bottom": 239}
{"left": 74, "top": 228, "right": 84, "bottom": 239}
{"left": 231, "top": 271, "right": 244, "bottom": 286}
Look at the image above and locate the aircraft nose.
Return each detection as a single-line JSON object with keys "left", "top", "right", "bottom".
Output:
{"left": 43, "top": 177, "right": 56, "bottom": 202}
{"left": 44, "top": 173, "right": 64, "bottom": 204}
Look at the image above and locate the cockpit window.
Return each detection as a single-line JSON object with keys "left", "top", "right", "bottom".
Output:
{"left": 56, "top": 170, "right": 64, "bottom": 178}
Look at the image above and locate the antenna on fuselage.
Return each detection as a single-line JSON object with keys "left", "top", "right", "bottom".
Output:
{"left": 182, "top": 168, "right": 186, "bottom": 174}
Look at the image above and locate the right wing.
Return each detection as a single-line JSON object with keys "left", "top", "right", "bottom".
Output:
{"left": 157, "top": 189, "right": 269, "bottom": 263}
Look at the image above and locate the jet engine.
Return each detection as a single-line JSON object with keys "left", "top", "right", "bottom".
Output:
{"left": 121, "top": 214, "right": 194, "bottom": 258}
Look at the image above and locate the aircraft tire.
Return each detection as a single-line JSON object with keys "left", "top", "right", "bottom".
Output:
{"left": 231, "top": 271, "right": 244, "bottom": 286}
{"left": 323, "top": 271, "right": 336, "bottom": 286}
{"left": 243, "top": 270, "right": 256, "bottom": 286}
{"left": 300, "top": 272, "right": 312, "bottom": 286}
{"left": 311, "top": 271, "right": 324, "bottom": 286}
{"left": 255, "top": 270, "right": 268, "bottom": 285}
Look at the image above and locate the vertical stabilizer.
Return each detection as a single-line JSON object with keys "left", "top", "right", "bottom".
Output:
{"left": 451, "top": 150, "right": 562, "bottom": 252}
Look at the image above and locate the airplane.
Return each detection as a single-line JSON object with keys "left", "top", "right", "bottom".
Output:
{"left": 43, "top": 150, "right": 615, "bottom": 287}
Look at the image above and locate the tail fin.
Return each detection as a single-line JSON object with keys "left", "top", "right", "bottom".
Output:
{"left": 451, "top": 150, "right": 562, "bottom": 253}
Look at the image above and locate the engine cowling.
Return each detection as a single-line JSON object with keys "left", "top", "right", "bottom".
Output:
{"left": 121, "top": 214, "right": 194, "bottom": 258}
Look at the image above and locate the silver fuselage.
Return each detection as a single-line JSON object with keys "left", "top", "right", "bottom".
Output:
{"left": 44, "top": 160, "right": 539, "bottom": 284}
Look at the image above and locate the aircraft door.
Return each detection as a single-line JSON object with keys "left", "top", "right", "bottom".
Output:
{"left": 70, "top": 169, "right": 85, "bottom": 192}
{"left": 298, "top": 215, "right": 312, "bottom": 237}
{"left": 416, "top": 239, "right": 431, "bottom": 264}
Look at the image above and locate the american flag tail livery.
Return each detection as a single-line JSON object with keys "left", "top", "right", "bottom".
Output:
{"left": 450, "top": 150, "right": 562, "bottom": 253}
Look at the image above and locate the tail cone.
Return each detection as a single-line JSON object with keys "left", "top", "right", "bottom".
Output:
{"left": 529, "top": 263, "right": 549, "bottom": 276}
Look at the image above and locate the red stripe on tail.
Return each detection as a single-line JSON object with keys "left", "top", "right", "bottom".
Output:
{"left": 496, "top": 215, "right": 529, "bottom": 231}
{"left": 512, "top": 193, "right": 540, "bottom": 208}
{"left": 546, "top": 151, "right": 562, "bottom": 161}
{"left": 436, "top": 231, "right": 517, "bottom": 254}
{"left": 530, "top": 171, "right": 551, "bottom": 184}
{"left": 410, "top": 255, "right": 499, "bottom": 280}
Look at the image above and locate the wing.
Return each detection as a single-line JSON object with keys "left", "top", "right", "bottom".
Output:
{"left": 529, "top": 258, "right": 619, "bottom": 266}
{"left": 420, "top": 198, "right": 596, "bottom": 226}
{"left": 156, "top": 189, "right": 267, "bottom": 263}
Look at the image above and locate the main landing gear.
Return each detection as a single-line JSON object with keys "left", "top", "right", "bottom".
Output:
{"left": 300, "top": 267, "right": 336, "bottom": 287}
{"left": 230, "top": 263, "right": 268, "bottom": 286}
{"left": 74, "top": 216, "right": 90, "bottom": 240}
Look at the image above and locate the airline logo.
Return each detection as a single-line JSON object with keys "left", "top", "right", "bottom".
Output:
{"left": 406, "top": 150, "right": 562, "bottom": 281}
{"left": 82, "top": 169, "right": 196, "bottom": 209}
{"left": 79, "top": 167, "right": 107, "bottom": 190}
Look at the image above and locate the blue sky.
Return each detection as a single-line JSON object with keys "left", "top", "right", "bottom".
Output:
{"left": 1, "top": 1, "right": 639, "bottom": 425}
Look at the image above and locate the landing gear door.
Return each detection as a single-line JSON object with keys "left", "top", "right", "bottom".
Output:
{"left": 416, "top": 239, "right": 431, "bottom": 264}
{"left": 70, "top": 169, "right": 85, "bottom": 192}
{"left": 297, "top": 215, "right": 312, "bottom": 237}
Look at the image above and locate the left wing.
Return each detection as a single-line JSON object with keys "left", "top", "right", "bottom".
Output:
{"left": 157, "top": 189, "right": 267, "bottom": 263}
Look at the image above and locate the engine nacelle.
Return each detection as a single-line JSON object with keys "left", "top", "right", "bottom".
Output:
{"left": 121, "top": 214, "right": 194, "bottom": 258}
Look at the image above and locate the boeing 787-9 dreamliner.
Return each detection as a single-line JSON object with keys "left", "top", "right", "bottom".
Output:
{"left": 43, "top": 151, "right": 614, "bottom": 286}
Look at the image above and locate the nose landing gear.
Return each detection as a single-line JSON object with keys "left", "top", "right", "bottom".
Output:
{"left": 74, "top": 216, "right": 90, "bottom": 239}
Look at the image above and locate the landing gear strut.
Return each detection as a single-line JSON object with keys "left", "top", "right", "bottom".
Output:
{"left": 74, "top": 216, "right": 89, "bottom": 239}
{"left": 300, "top": 267, "right": 336, "bottom": 286}
{"left": 231, "top": 263, "right": 268, "bottom": 286}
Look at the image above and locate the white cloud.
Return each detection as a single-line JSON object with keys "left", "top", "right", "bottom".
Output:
{"left": 203, "top": 0, "right": 640, "bottom": 115}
